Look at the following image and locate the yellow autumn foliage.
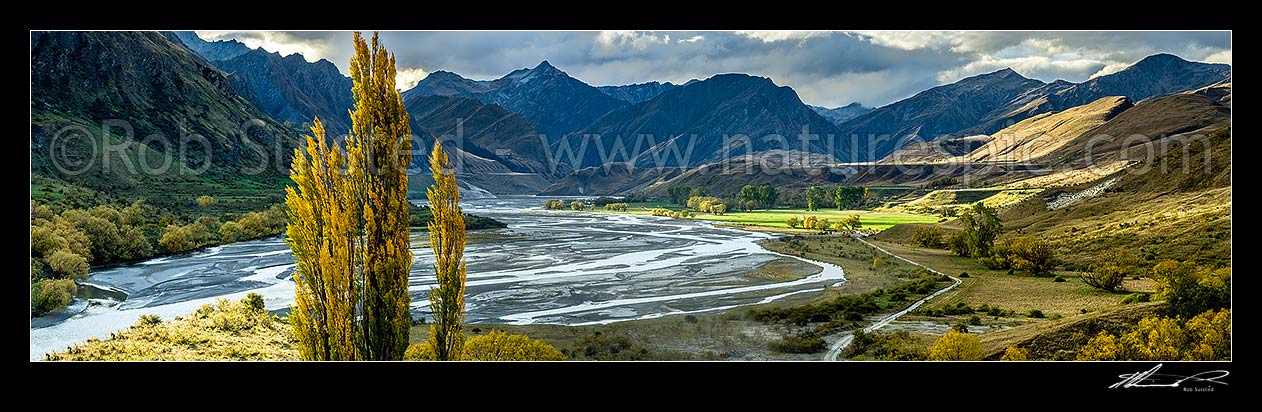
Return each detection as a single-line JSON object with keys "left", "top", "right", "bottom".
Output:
{"left": 46, "top": 294, "right": 297, "bottom": 361}
{"left": 406, "top": 331, "right": 564, "bottom": 361}
{"left": 286, "top": 31, "right": 413, "bottom": 361}
{"left": 1078, "top": 309, "right": 1231, "bottom": 360}
{"left": 424, "top": 139, "right": 468, "bottom": 361}
{"left": 928, "top": 329, "right": 985, "bottom": 361}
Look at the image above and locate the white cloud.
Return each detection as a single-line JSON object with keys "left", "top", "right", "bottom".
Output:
{"left": 1204, "top": 49, "right": 1232, "bottom": 64}
{"left": 937, "top": 55, "right": 1107, "bottom": 83}
{"left": 734, "top": 31, "right": 834, "bottom": 43}
{"left": 1088, "top": 62, "right": 1130, "bottom": 79}
{"left": 849, "top": 31, "right": 959, "bottom": 50}
{"left": 677, "top": 35, "right": 705, "bottom": 44}
{"left": 396, "top": 67, "right": 430, "bottom": 91}
{"left": 595, "top": 31, "right": 671, "bottom": 51}
{"left": 196, "top": 31, "right": 332, "bottom": 63}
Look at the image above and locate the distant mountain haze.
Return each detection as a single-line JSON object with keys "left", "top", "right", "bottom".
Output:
{"left": 552, "top": 73, "right": 850, "bottom": 170}
{"left": 402, "top": 61, "right": 629, "bottom": 139}
{"left": 810, "top": 102, "right": 873, "bottom": 125}
{"left": 597, "top": 81, "right": 678, "bottom": 103}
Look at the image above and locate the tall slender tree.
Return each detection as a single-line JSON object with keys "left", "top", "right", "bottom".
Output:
{"left": 425, "top": 140, "right": 467, "bottom": 360}
{"left": 285, "top": 32, "right": 413, "bottom": 360}
{"left": 349, "top": 31, "right": 414, "bottom": 361}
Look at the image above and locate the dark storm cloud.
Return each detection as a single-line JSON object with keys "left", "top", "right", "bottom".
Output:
{"left": 197, "top": 31, "right": 1230, "bottom": 108}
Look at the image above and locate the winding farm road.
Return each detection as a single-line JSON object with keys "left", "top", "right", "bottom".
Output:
{"left": 823, "top": 236, "right": 962, "bottom": 361}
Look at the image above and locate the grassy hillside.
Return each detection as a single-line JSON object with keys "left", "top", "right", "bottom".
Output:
{"left": 978, "top": 302, "right": 1164, "bottom": 360}
{"left": 31, "top": 31, "right": 299, "bottom": 214}
{"left": 1000, "top": 126, "right": 1230, "bottom": 267}
{"left": 964, "top": 96, "right": 1131, "bottom": 162}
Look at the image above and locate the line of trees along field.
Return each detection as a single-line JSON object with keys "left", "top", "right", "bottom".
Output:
{"left": 667, "top": 184, "right": 878, "bottom": 212}
{"left": 285, "top": 32, "right": 559, "bottom": 361}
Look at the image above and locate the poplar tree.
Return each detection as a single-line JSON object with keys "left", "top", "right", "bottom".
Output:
{"left": 286, "top": 32, "right": 413, "bottom": 360}
{"left": 425, "top": 140, "right": 467, "bottom": 360}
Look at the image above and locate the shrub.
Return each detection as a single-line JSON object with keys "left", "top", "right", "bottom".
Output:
{"left": 771, "top": 334, "right": 826, "bottom": 353}
{"left": 844, "top": 330, "right": 928, "bottom": 360}
{"left": 958, "top": 272, "right": 970, "bottom": 278}
{"left": 46, "top": 249, "right": 89, "bottom": 280}
{"left": 1052, "top": 276, "right": 1066, "bottom": 282}
{"left": 1120, "top": 293, "right": 1151, "bottom": 305}
{"left": 589, "top": 196, "right": 621, "bottom": 206}
{"left": 196, "top": 195, "right": 216, "bottom": 208}
{"left": 1078, "top": 309, "right": 1230, "bottom": 360}
{"left": 968, "top": 315, "right": 982, "bottom": 326}
{"left": 686, "top": 196, "right": 727, "bottom": 215}
{"left": 1080, "top": 247, "right": 1134, "bottom": 291}
{"left": 242, "top": 292, "right": 265, "bottom": 313}
{"left": 570, "top": 200, "right": 586, "bottom": 210}
{"left": 983, "top": 236, "right": 1056, "bottom": 275}
{"left": 542, "top": 200, "right": 565, "bottom": 210}
{"left": 929, "top": 330, "right": 984, "bottom": 360}
{"left": 1026, "top": 309, "right": 1046, "bottom": 318}
{"left": 603, "top": 203, "right": 628, "bottom": 212}
{"left": 568, "top": 332, "right": 654, "bottom": 360}
{"left": 159, "top": 225, "right": 196, "bottom": 253}
{"left": 31, "top": 278, "right": 77, "bottom": 316}
{"left": 786, "top": 215, "right": 801, "bottom": 228}
{"left": 136, "top": 314, "right": 163, "bottom": 327}
{"left": 684, "top": 315, "right": 699, "bottom": 324}
{"left": 803, "top": 215, "right": 819, "bottom": 231}
{"left": 460, "top": 331, "right": 566, "bottom": 361}
{"left": 1152, "top": 260, "right": 1230, "bottom": 318}
{"left": 404, "top": 343, "right": 433, "bottom": 360}
{"left": 912, "top": 225, "right": 945, "bottom": 248}
{"left": 1000, "top": 346, "right": 1029, "bottom": 361}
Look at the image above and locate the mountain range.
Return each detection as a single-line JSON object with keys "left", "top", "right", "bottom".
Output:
{"left": 836, "top": 54, "right": 1230, "bottom": 160}
{"left": 171, "top": 32, "right": 356, "bottom": 134}
{"left": 31, "top": 31, "right": 1232, "bottom": 199}
{"left": 597, "top": 81, "right": 678, "bottom": 103}
{"left": 403, "top": 61, "right": 630, "bottom": 139}
{"left": 30, "top": 31, "right": 296, "bottom": 210}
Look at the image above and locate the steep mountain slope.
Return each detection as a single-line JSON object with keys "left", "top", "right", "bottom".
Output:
{"left": 172, "top": 32, "right": 355, "bottom": 135}
{"left": 958, "top": 54, "right": 1230, "bottom": 137}
{"left": 998, "top": 125, "right": 1230, "bottom": 268}
{"left": 211, "top": 49, "right": 355, "bottom": 134}
{"left": 964, "top": 96, "right": 1132, "bottom": 162}
{"left": 597, "top": 81, "right": 677, "bottom": 103}
{"left": 810, "top": 102, "right": 873, "bottom": 125}
{"left": 1057, "top": 54, "right": 1230, "bottom": 109}
{"left": 553, "top": 73, "right": 848, "bottom": 169}
{"left": 170, "top": 31, "right": 250, "bottom": 61}
{"left": 30, "top": 31, "right": 296, "bottom": 210}
{"left": 1041, "top": 86, "right": 1231, "bottom": 168}
{"left": 404, "top": 95, "right": 561, "bottom": 193}
{"left": 403, "top": 61, "right": 629, "bottom": 138}
{"left": 836, "top": 68, "right": 1047, "bottom": 160}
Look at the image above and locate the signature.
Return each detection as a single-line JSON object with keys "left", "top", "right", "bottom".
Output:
{"left": 1111, "top": 364, "right": 1230, "bottom": 389}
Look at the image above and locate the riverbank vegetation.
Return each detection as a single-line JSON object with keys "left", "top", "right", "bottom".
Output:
{"left": 45, "top": 293, "right": 298, "bottom": 360}
{"left": 30, "top": 199, "right": 286, "bottom": 315}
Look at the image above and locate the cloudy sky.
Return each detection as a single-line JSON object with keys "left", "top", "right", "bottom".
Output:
{"left": 196, "top": 31, "right": 1231, "bottom": 108}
